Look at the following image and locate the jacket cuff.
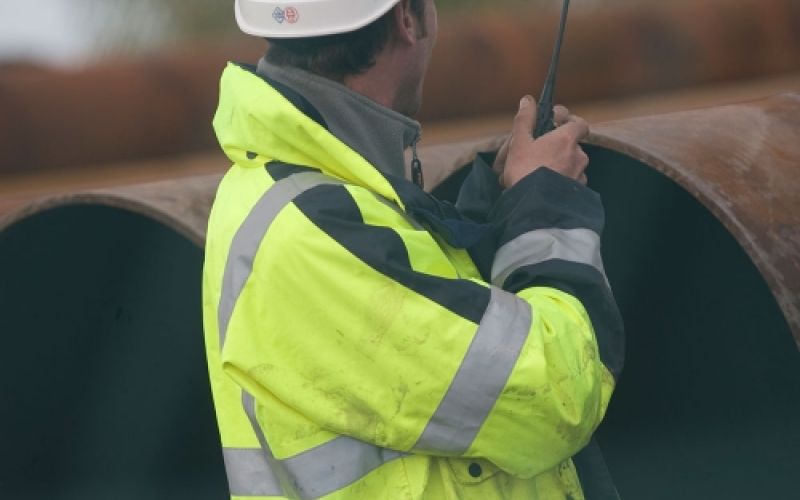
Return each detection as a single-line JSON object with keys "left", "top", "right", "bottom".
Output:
{"left": 454, "top": 153, "right": 503, "bottom": 223}
{"left": 490, "top": 167, "right": 604, "bottom": 250}
{"left": 489, "top": 166, "right": 605, "bottom": 289}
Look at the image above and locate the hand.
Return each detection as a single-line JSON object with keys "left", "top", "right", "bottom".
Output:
{"left": 493, "top": 96, "right": 590, "bottom": 189}
{"left": 493, "top": 104, "right": 569, "bottom": 175}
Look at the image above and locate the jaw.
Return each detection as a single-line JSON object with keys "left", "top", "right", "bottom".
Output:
{"left": 392, "top": 72, "right": 424, "bottom": 118}
{"left": 344, "top": 0, "right": 438, "bottom": 118}
{"left": 389, "top": 38, "right": 435, "bottom": 117}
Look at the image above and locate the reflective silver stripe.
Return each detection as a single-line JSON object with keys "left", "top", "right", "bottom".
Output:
{"left": 284, "top": 436, "right": 405, "bottom": 499}
{"left": 218, "top": 172, "right": 344, "bottom": 347}
{"left": 242, "top": 392, "right": 300, "bottom": 499}
{"left": 243, "top": 392, "right": 405, "bottom": 499}
{"left": 218, "top": 174, "right": 406, "bottom": 497}
{"left": 414, "top": 287, "right": 532, "bottom": 454}
{"left": 223, "top": 448, "right": 282, "bottom": 497}
{"left": 491, "top": 228, "right": 607, "bottom": 287}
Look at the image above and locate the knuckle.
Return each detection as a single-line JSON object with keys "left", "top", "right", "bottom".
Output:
{"left": 579, "top": 152, "right": 590, "bottom": 169}
{"left": 562, "top": 126, "right": 580, "bottom": 143}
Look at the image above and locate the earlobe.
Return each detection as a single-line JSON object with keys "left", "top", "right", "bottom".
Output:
{"left": 392, "top": 0, "right": 417, "bottom": 45}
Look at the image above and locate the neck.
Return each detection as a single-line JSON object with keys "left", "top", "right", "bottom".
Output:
{"left": 343, "top": 44, "right": 419, "bottom": 117}
{"left": 344, "top": 71, "right": 396, "bottom": 112}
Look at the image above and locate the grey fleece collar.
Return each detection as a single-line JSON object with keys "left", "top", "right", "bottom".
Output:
{"left": 257, "top": 58, "right": 421, "bottom": 180}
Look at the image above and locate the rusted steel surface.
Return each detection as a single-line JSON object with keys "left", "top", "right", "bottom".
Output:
{"left": 0, "top": 174, "right": 221, "bottom": 249}
{"left": 3, "top": 71, "right": 798, "bottom": 221}
{"left": 423, "top": 99, "right": 800, "bottom": 351}
{"left": 2, "top": 0, "right": 799, "bottom": 176}
{"left": 0, "top": 150, "right": 228, "bottom": 218}
{"left": 420, "top": 94, "right": 800, "bottom": 346}
{"left": 0, "top": 137, "right": 507, "bottom": 243}
{"left": 2, "top": 95, "right": 798, "bottom": 500}
{"left": 2, "top": 94, "right": 799, "bottom": 346}
{"left": 588, "top": 93, "right": 800, "bottom": 348}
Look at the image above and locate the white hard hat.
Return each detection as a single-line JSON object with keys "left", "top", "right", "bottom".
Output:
{"left": 235, "top": 0, "right": 402, "bottom": 38}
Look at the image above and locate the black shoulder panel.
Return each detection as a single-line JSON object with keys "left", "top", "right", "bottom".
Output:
{"left": 293, "top": 184, "right": 491, "bottom": 325}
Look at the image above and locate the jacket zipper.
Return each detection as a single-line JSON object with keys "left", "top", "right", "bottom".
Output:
{"left": 411, "top": 136, "right": 424, "bottom": 189}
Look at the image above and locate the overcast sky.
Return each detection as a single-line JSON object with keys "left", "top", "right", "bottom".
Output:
{"left": 0, "top": 0, "right": 99, "bottom": 65}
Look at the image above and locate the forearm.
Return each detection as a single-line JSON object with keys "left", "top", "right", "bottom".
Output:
{"left": 490, "top": 166, "right": 625, "bottom": 379}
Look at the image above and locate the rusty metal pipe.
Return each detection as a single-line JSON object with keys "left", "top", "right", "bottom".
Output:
{"left": 588, "top": 92, "right": 800, "bottom": 348}
{"left": 1, "top": 96, "right": 799, "bottom": 498}
{"left": 427, "top": 94, "right": 800, "bottom": 498}
{"left": 427, "top": 93, "right": 800, "bottom": 347}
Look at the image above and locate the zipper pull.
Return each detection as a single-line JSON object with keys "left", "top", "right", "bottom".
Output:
{"left": 411, "top": 139, "right": 424, "bottom": 189}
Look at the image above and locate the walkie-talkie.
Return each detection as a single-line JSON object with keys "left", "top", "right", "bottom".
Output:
{"left": 533, "top": 0, "right": 571, "bottom": 138}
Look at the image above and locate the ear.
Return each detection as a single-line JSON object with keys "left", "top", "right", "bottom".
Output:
{"left": 391, "top": 0, "right": 418, "bottom": 45}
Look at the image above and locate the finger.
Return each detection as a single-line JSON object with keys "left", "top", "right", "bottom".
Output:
{"left": 512, "top": 95, "right": 537, "bottom": 138}
{"left": 497, "top": 135, "right": 511, "bottom": 160}
{"left": 493, "top": 136, "right": 511, "bottom": 174}
{"left": 560, "top": 116, "right": 590, "bottom": 142}
{"left": 577, "top": 146, "right": 590, "bottom": 170}
{"left": 563, "top": 111, "right": 586, "bottom": 123}
{"left": 553, "top": 105, "right": 569, "bottom": 126}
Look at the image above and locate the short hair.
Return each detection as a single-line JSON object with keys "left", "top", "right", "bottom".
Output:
{"left": 265, "top": 0, "right": 426, "bottom": 81}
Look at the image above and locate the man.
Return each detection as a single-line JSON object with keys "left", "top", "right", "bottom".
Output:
{"left": 202, "top": 0, "right": 624, "bottom": 498}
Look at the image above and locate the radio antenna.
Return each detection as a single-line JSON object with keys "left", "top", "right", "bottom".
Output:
{"left": 534, "top": 0, "right": 571, "bottom": 138}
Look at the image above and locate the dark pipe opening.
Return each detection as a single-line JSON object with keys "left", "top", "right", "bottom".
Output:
{"left": 434, "top": 146, "right": 800, "bottom": 498}
{"left": 0, "top": 206, "right": 227, "bottom": 499}
{"left": 585, "top": 146, "right": 800, "bottom": 500}
{"left": 1, "top": 145, "right": 799, "bottom": 499}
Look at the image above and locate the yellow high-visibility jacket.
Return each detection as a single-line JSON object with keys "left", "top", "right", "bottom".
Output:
{"left": 203, "top": 62, "right": 624, "bottom": 500}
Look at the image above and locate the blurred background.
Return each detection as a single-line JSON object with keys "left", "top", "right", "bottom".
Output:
{"left": 1, "top": 0, "right": 799, "bottom": 212}
{"left": 0, "top": 0, "right": 590, "bottom": 65}
{"left": 2, "top": 4, "right": 800, "bottom": 499}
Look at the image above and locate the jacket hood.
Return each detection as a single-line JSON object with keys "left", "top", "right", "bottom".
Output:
{"left": 213, "top": 62, "right": 406, "bottom": 207}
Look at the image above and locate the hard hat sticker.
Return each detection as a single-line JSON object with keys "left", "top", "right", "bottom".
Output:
{"left": 285, "top": 7, "right": 299, "bottom": 24}
{"left": 272, "top": 6, "right": 299, "bottom": 24}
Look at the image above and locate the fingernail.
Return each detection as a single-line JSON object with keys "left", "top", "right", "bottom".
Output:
{"left": 519, "top": 96, "right": 532, "bottom": 109}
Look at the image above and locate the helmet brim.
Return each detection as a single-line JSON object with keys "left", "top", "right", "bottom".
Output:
{"left": 235, "top": 0, "right": 401, "bottom": 38}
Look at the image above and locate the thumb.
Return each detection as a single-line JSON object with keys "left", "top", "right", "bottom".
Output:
{"left": 512, "top": 95, "right": 537, "bottom": 138}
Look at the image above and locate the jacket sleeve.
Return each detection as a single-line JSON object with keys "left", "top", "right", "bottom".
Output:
{"left": 220, "top": 170, "right": 622, "bottom": 479}
{"left": 489, "top": 167, "right": 625, "bottom": 380}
